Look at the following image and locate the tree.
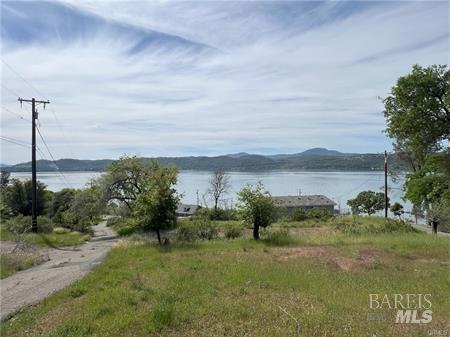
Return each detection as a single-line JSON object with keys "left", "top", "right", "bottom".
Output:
{"left": 0, "top": 171, "right": 10, "bottom": 189}
{"left": 3, "top": 179, "right": 50, "bottom": 216}
{"left": 237, "top": 182, "right": 275, "bottom": 240}
{"left": 383, "top": 64, "right": 449, "bottom": 169}
{"left": 390, "top": 202, "right": 404, "bottom": 219}
{"left": 133, "top": 164, "right": 180, "bottom": 244}
{"left": 383, "top": 64, "right": 449, "bottom": 231}
{"left": 347, "top": 191, "right": 386, "bottom": 216}
{"left": 96, "top": 155, "right": 157, "bottom": 211}
{"left": 50, "top": 188, "right": 76, "bottom": 217}
{"left": 208, "top": 170, "right": 231, "bottom": 211}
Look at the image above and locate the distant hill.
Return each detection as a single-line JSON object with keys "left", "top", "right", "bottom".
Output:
{"left": 226, "top": 152, "right": 250, "bottom": 158}
{"left": 299, "top": 147, "right": 346, "bottom": 156}
{"left": 4, "top": 149, "right": 410, "bottom": 172}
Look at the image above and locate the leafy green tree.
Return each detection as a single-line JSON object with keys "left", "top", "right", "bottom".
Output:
{"left": 347, "top": 191, "right": 386, "bottom": 216}
{"left": 383, "top": 64, "right": 449, "bottom": 169}
{"left": 390, "top": 202, "right": 404, "bottom": 219}
{"left": 0, "top": 171, "right": 10, "bottom": 189}
{"left": 50, "top": 188, "right": 76, "bottom": 217}
{"left": 383, "top": 64, "right": 449, "bottom": 231}
{"left": 237, "top": 182, "right": 275, "bottom": 240}
{"left": 96, "top": 155, "right": 157, "bottom": 211}
{"left": 3, "top": 179, "right": 50, "bottom": 216}
{"left": 133, "top": 164, "right": 179, "bottom": 244}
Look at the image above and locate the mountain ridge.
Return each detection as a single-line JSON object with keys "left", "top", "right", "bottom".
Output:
{"left": 4, "top": 149, "right": 409, "bottom": 172}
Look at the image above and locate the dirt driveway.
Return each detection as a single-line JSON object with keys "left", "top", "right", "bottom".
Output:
{"left": 0, "top": 220, "right": 117, "bottom": 321}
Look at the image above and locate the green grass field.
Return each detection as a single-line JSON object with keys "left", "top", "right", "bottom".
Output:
{"left": 1, "top": 217, "right": 449, "bottom": 337}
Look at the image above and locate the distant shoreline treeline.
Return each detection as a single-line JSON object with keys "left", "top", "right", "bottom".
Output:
{"left": 3, "top": 153, "right": 410, "bottom": 172}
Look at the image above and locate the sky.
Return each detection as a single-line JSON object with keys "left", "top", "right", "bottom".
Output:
{"left": 1, "top": 0, "right": 449, "bottom": 164}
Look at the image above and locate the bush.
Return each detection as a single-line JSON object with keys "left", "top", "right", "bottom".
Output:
{"left": 4, "top": 215, "right": 54, "bottom": 234}
{"left": 55, "top": 211, "right": 96, "bottom": 233}
{"left": 306, "top": 207, "right": 332, "bottom": 220}
{"left": 261, "top": 228, "right": 295, "bottom": 246}
{"left": 106, "top": 216, "right": 135, "bottom": 236}
{"left": 176, "top": 217, "right": 218, "bottom": 243}
{"left": 53, "top": 227, "right": 70, "bottom": 234}
{"left": 224, "top": 223, "right": 243, "bottom": 239}
{"left": 196, "top": 207, "right": 238, "bottom": 221}
{"left": 335, "top": 217, "right": 415, "bottom": 234}
{"left": 291, "top": 208, "right": 307, "bottom": 221}
{"left": 176, "top": 221, "right": 199, "bottom": 243}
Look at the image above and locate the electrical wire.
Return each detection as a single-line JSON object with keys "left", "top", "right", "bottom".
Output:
{"left": 36, "top": 126, "right": 72, "bottom": 188}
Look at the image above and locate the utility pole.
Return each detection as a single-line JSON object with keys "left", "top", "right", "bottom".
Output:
{"left": 18, "top": 97, "right": 50, "bottom": 232}
{"left": 384, "top": 150, "right": 388, "bottom": 219}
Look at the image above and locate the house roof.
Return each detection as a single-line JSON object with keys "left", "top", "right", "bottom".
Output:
{"left": 273, "top": 195, "right": 336, "bottom": 207}
{"left": 176, "top": 204, "right": 201, "bottom": 215}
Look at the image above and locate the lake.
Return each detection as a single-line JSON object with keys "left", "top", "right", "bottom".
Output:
{"left": 10, "top": 170, "right": 408, "bottom": 214}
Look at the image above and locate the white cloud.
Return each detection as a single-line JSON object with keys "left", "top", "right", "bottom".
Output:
{"left": 1, "top": 0, "right": 448, "bottom": 163}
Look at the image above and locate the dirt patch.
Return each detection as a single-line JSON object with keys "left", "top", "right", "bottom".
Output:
{"left": 275, "top": 246, "right": 332, "bottom": 260}
{"left": 275, "top": 246, "right": 389, "bottom": 272}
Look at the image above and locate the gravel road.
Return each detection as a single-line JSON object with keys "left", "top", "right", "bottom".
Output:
{"left": 0, "top": 220, "right": 117, "bottom": 321}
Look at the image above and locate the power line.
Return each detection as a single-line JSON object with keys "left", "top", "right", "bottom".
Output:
{"left": 0, "top": 136, "right": 30, "bottom": 149}
{"left": 0, "top": 83, "right": 21, "bottom": 100}
{"left": 36, "top": 125, "right": 72, "bottom": 188}
{"left": 2, "top": 58, "right": 76, "bottom": 158}
{"left": 1, "top": 59, "right": 47, "bottom": 99}
{"left": 0, "top": 136, "right": 48, "bottom": 160}
{"left": 1, "top": 105, "right": 30, "bottom": 122}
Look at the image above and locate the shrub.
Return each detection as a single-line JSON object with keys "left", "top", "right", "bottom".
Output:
{"left": 335, "top": 217, "right": 415, "bottom": 234}
{"left": 196, "top": 207, "right": 238, "bottom": 221}
{"left": 176, "top": 217, "right": 218, "bottom": 242}
{"left": 224, "top": 223, "right": 243, "bottom": 239}
{"left": 53, "top": 227, "right": 70, "bottom": 234}
{"left": 56, "top": 211, "right": 95, "bottom": 233}
{"left": 4, "top": 215, "right": 53, "bottom": 234}
{"left": 176, "top": 222, "right": 199, "bottom": 243}
{"left": 196, "top": 217, "right": 217, "bottom": 240}
{"left": 261, "top": 228, "right": 295, "bottom": 246}
{"left": 106, "top": 217, "right": 136, "bottom": 236}
{"left": 306, "top": 207, "right": 332, "bottom": 220}
{"left": 290, "top": 208, "right": 307, "bottom": 221}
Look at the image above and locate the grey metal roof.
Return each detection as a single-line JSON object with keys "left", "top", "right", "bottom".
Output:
{"left": 272, "top": 195, "right": 336, "bottom": 207}
{"left": 176, "top": 204, "right": 201, "bottom": 215}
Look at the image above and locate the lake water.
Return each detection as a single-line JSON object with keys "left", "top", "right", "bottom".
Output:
{"left": 11, "top": 171, "right": 408, "bottom": 214}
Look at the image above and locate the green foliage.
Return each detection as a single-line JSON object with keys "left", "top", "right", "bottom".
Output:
{"left": 51, "top": 187, "right": 103, "bottom": 233}
{"left": 106, "top": 216, "right": 137, "bottom": 236}
{"left": 224, "top": 222, "right": 243, "bottom": 239}
{"left": 347, "top": 190, "right": 385, "bottom": 215}
{"left": 49, "top": 188, "right": 76, "bottom": 217}
{"left": 383, "top": 64, "right": 449, "bottom": 166}
{"left": 237, "top": 182, "right": 275, "bottom": 240}
{"left": 306, "top": 207, "right": 332, "bottom": 220}
{"left": 133, "top": 163, "right": 180, "bottom": 244}
{"left": 176, "top": 217, "right": 218, "bottom": 243}
{"left": 4, "top": 215, "right": 53, "bottom": 234}
{"left": 390, "top": 202, "right": 404, "bottom": 219}
{"left": 384, "top": 65, "right": 449, "bottom": 229}
{"left": 335, "top": 217, "right": 415, "bottom": 235}
{"left": 261, "top": 228, "right": 295, "bottom": 246}
{"left": 95, "top": 155, "right": 157, "bottom": 211}
{"left": 404, "top": 155, "right": 449, "bottom": 208}
{"left": 2, "top": 179, "right": 51, "bottom": 216}
{"left": 197, "top": 207, "right": 237, "bottom": 221}
{"left": 290, "top": 208, "right": 307, "bottom": 221}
